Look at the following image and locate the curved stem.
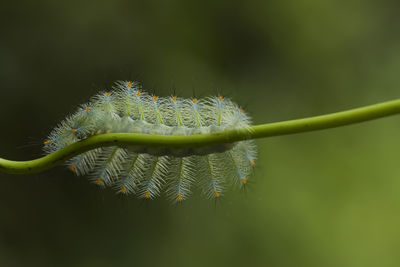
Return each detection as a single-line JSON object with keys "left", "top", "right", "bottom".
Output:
{"left": 1, "top": 98, "right": 400, "bottom": 174}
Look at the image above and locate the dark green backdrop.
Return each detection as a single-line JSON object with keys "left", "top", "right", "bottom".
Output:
{"left": 1, "top": 1, "right": 400, "bottom": 266}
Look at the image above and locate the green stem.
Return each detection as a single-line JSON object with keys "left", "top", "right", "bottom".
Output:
{"left": 1, "top": 98, "right": 400, "bottom": 175}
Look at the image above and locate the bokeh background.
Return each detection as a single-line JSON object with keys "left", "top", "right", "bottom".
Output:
{"left": 1, "top": 1, "right": 400, "bottom": 266}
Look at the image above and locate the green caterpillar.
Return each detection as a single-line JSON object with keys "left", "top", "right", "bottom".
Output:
{"left": 43, "top": 81, "right": 257, "bottom": 202}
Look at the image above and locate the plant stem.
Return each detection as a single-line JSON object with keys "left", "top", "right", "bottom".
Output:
{"left": 1, "top": 98, "right": 400, "bottom": 174}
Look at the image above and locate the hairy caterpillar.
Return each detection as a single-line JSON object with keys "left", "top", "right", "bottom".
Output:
{"left": 43, "top": 81, "right": 257, "bottom": 202}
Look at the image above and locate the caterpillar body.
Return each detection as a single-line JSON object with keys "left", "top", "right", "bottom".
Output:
{"left": 44, "top": 81, "right": 257, "bottom": 202}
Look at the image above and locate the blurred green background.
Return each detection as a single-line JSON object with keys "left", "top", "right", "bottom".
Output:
{"left": 1, "top": 1, "right": 400, "bottom": 266}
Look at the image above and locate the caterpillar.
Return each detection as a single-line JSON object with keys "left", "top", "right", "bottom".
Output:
{"left": 43, "top": 81, "right": 257, "bottom": 202}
